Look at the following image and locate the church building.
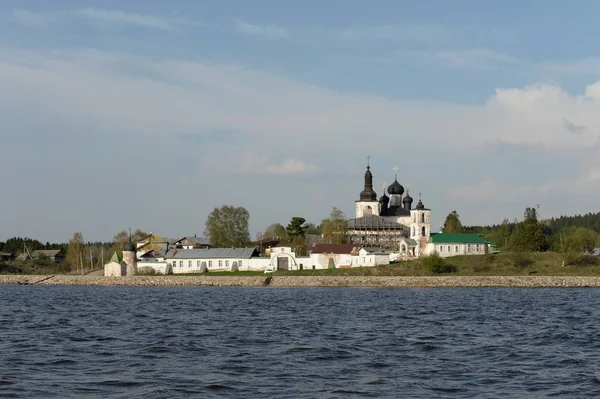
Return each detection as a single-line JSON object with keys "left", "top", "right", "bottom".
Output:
{"left": 348, "top": 162, "right": 431, "bottom": 257}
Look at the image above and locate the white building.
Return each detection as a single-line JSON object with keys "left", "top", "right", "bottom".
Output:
{"left": 425, "top": 233, "right": 490, "bottom": 258}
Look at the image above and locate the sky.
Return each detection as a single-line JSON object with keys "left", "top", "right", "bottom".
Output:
{"left": 2, "top": 0, "right": 600, "bottom": 243}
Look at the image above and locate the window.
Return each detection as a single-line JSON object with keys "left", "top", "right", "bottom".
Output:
{"left": 225, "top": 260, "right": 229, "bottom": 267}
{"left": 173, "top": 261, "right": 177, "bottom": 267}
{"left": 197, "top": 261, "right": 200, "bottom": 267}
{"left": 448, "top": 246, "right": 451, "bottom": 252}
{"left": 209, "top": 261, "right": 212, "bottom": 267}
{"left": 180, "top": 261, "right": 183, "bottom": 267}
{"left": 188, "top": 261, "right": 192, "bottom": 267}
{"left": 218, "top": 260, "right": 223, "bottom": 267}
{"left": 238, "top": 260, "right": 243, "bottom": 268}
{"left": 467, "top": 244, "right": 471, "bottom": 251}
{"left": 439, "top": 246, "right": 443, "bottom": 252}
{"left": 421, "top": 226, "right": 426, "bottom": 236}
{"left": 421, "top": 213, "right": 425, "bottom": 223}
{"left": 455, "top": 246, "right": 459, "bottom": 252}
{"left": 413, "top": 214, "right": 416, "bottom": 222}
{"left": 412, "top": 227, "right": 415, "bottom": 236}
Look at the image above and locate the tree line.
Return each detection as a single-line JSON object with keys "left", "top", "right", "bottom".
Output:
{"left": 443, "top": 208, "right": 600, "bottom": 264}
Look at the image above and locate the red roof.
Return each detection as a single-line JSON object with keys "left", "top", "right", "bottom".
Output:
{"left": 311, "top": 244, "right": 362, "bottom": 255}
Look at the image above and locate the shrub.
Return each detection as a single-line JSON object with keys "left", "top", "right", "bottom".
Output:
{"left": 136, "top": 267, "right": 157, "bottom": 276}
{"left": 570, "top": 255, "right": 599, "bottom": 267}
{"left": 421, "top": 254, "right": 457, "bottom": 274}
{"left": 511, "top": 252, "right": 534, "bottom": 269}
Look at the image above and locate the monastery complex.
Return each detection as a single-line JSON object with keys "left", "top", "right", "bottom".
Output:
{"left": 105, "top": 163, "right": 492, "bottom": 276}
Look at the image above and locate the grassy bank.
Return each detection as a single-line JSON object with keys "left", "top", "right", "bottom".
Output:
{"left": 281, "top": 251, "right": 600, "bottom": 277}
{"left": 2, "top": 252, "right": 598, "bottom": 277}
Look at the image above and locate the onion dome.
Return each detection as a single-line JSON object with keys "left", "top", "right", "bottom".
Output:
{"left": 403, "top": 191, "right": 413, "bottom": 205}
{"left": 359, "top": 165, "right": 377, "bottom": 201}
{"left": 416, "top": 199, "right": 425, "bottom": 210}
{"left": 124, "top": 241, "right": 136, "bottom": 252}
{"left": 379, "top": 192, "right": 390, "bottom": 204}
{"left": 388, "top": 178, "right": 404, "bottom": 196}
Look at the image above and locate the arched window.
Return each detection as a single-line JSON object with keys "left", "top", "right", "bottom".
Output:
{"left": 421, "top": 226, "right": 426, "bottom": 236}
{"left": 421, "top": 213, "right": 425, "bottom": 223}
{"left": 365, "top": 206, "right": 372, "bottom": 215}
{"left": 412, "top": 227, "right": 415, "bottom": 236}
{"left": 401, "top": 245, "right": 406, "bottom": 252}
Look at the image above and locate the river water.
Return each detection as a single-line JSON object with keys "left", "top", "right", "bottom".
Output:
{"left": 1, "top": 286, "right": 600, "bottom": 398}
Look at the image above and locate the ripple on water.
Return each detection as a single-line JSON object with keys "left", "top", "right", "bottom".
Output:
{"left": 2, "top": 286, "right": 600, "bottom": 398}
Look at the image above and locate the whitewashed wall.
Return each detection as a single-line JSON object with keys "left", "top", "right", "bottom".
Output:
{"left": 426, "top": 243, "right": 488, "bottom": 258}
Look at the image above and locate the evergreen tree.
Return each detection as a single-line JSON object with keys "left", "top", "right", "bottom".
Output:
{"left": 443, "top": 211, "right": 465, "bottom": 233}
{"left": 286, "top": 217, "right": 307, "bottom": 240}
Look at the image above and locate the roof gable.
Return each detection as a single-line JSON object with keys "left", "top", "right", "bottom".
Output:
{"left": 165, "top": 248, "right": 258, "bottom": 259}
{"left": 311, "top": 244, "right": 362, "bottom": 255}
{"left": 110, "top": 251, "right": 122, "bottom": 263}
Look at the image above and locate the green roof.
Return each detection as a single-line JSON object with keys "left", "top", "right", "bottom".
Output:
{"left": 110, "top": 251, "right": 122, "bottom": 263}
{"left": 429, "top": 233, "right": 488, "bottom": 244}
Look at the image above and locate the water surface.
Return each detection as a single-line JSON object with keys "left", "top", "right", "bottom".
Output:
{"left": 1, "top": 286, "right": 600, "bottom": 398}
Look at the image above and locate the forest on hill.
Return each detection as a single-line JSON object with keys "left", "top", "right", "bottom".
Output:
{"left": 441, "top": 208, "right": 600, "bottom": 263}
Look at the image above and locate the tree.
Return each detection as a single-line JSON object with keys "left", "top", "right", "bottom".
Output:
{"left": 66, "top": 232, "right": 85, "bottom": 271}
{"left": 204, "top": 205, "right": 250, "bottom": 247}
{"left": 286, "top": 217, "right": 307, "bottom": 240}
{"left": 322, "top": 207, "right": 349, "bottom": 244}
{"left": 442, "top": 211, "right": 465, "bottom": 233}
{"left": 112, "top": 229, "right": 148, "bottom": 252}
{"left": 262, "top": 223, "right": 288, "bottom": 240}
{"left": 512, "top": 207, "right": 547, "bottom": 252}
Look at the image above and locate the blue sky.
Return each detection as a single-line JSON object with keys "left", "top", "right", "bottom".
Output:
{"left": 2, "top": 0, "right": 600, "bottom": 242}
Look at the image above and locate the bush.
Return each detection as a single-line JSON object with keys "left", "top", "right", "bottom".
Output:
{"left": 570, "top": 255, "right": 599, "bottom": 267}
{"left": 421, "top": 254, "right": 457, "bottom": 274}
{"left": 136, "top": 267, "right": 158, "bottom": 276}
{"left": 511, "top": 252, "right": 534, "bottom": 269}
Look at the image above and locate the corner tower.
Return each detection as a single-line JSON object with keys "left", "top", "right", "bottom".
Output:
{"left": 123, "top": 239, "right": 138, "bottom": 276}
{"left": 355, "top": 160, "right": 380, "bottom": 218}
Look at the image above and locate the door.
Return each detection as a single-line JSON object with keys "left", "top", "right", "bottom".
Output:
{"left": 277, "top": 256, "right": 289, "bottom": 271}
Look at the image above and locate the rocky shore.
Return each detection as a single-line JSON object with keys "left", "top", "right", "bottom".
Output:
{"left": 2, "top": 275, "right": 600, "bottom": 287}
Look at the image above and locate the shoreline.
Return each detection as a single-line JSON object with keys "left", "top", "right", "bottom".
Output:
{"left": 3, "top": 275, "right": 600, "bottom": 287}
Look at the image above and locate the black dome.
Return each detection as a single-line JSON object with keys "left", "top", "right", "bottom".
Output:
{"left": 403, "top": 193, "right": 413, "bottom": 204}
{"left": 416, "top": 200, "right": 425, "bottom": 210}
{"left": 379, "top": 193, "right": 390, "bottom": 204}
{"left": 388, "top": 179, "right": 404, "bottom": 195}
{"left": 124, "top": 241, "right": 136, "bottom": 252}
{"left": 359, "top": 166, "right": 377, "bottom": 201}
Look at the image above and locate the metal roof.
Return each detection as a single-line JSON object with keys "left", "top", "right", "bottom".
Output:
{"left": 165, "top": 248, "right": 257, "bottom": 259}
{"left": 429, "top": 233, "right": 488, "bottom": 244}
{"left": 348, "top": 215, "right": 405, "bottom": 230}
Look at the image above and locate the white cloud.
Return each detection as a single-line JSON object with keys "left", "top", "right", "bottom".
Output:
{"left": 3, "top": 48, "right": 600, "bottom": 238}
{"left": 234, "top": 19, "right": 288, "bottom": 38}
{"left": 11, "top": 8, "right": 184, "bottom": 31}
{"left": 74, "top": 8, "right": 178, "bottom": 31}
